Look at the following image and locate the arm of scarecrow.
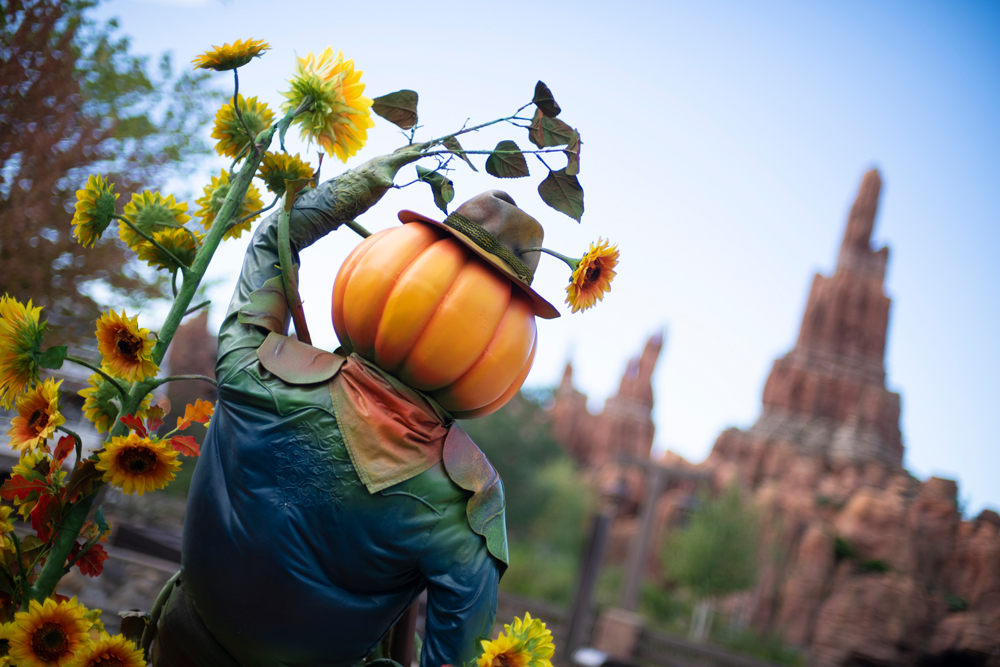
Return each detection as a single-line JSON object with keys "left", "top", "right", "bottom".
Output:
{"left": 215, "top": 184, "right": 352, "bottom": 382}
{"left": 418, "top": 499, "right": 501, "bottom": 667}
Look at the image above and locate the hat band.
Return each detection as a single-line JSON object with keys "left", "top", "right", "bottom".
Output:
{"left": 443, "top": 213, "right": 534, "bottom": 285}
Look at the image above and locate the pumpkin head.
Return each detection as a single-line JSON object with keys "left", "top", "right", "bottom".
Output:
{"left": 333, "top": 222, "right": 537, "bottom": 419}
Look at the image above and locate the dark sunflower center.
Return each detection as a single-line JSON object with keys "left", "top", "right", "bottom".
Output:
{"left": 114, "top": 329, "right": 142, "bottom": 360}
{"left": 28, "top": 407, "right": 49, "bottom": 433}
{"left": 0, "top": 637, "right": 9, "bottom": 657}
{"left": 583, "top": 265, "right": 602, "bottom": 285}
{"left": 120, "top": 447, "right": 158, "bottom": 474}
{"left": 91, "top": 653, "right": 125, "bottom": 667}
{"left": 31, "top": 622, "right": 70, "bottom": 661}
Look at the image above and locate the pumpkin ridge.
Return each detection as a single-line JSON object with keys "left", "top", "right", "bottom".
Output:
{"left": 379, "top": 242, "right": 470, "bottom": 373}
{"left": 333, "top": 228, "right": 390, "bottom": 348}
{"left": 454, "top": 330, "right": 537, "bottom": 419}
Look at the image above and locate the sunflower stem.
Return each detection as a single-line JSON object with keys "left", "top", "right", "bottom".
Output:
{"left": 232, "top": 69, "right": 257, "bottom": 152}
{"left": 522, "top": 246, "right": 580, "bottom": 270}
{"left": 64, "top": 356, "right": 127, "bottom": 398}
{"left": 277, "top": 190, "right": 312, "bottom": 345}
{"left": 10, "top": 532, "right": 28, "bottom": 611}
{"left": 150, "top": 374, "right": 217, "bottom": 388}
{"left": 114, "top": 215, "right": 192, "bottom": 274}
{"left": 183, "top": 300, "right": 211, "bottom": 317}
{"left": 141, "top": 571, "right": 180, "bottom": 660}
{"left": 171, "top": 269, "right": 179, "bottom": 298}
{"left": 344, "top": 220, "right": 372, "bottom": 238}
{"left": 27, "top": 489, "right": 99, "bottom": 603}
{"left": 56, "top": 424, "right": 84, "bottom": 468}
{"left": 233, "top": 193, "right": 279, "bottom": 226}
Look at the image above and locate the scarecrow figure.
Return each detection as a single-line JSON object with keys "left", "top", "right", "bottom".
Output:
{"left": 151, "top": 184, "right": 565, "bottom": 667}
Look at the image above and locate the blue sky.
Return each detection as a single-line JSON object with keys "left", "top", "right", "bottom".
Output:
{"left": 93, "top": 0, "right": 1000, "bottom": 515}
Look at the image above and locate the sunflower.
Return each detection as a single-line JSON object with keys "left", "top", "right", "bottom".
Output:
{"left": 502, "top": 613, "right": 554, "bottom": 667}
{"left": 195, "top": 170, "right": 264, "bottom": 241}
{"left": 7, "top": 379, "right": 64, "bottom": 452}
{"left": 118, "top": 191, "right": 191, "bottom": 251}
{"left": 71, "top": 175, "right": 118, "bottom": 248}
{"left": 78, "top": 374, "right": 151, "bottom": 434}
{"left": 192, "top": 38, "right": 270, "bottom": 71}
{"left": 256, "top": 151, "right": 314, "bottom": 196}
{"left": 211, "top": 95, "right": 275, "bottom": 160}
{"left": 0, "top": 296, "right": 44, "bottom": 409}
{"left": 10, "top": 450, "right": 60, "bottom": 519}
{"left": 478, "top": 634, "right": 530, "bottom": 667}
{"left": 0, "top": 506, "right": 13, "bottom": 554}
{"left": 70, "top": 633, "right": 144, "bottom": 667}
{"left": 95, "top": 310, "right": 159, "bottom": 383}
{"left": 565, "top": 238, "right": 619, "bottom": 314}
{"left": 96, "top": 432, "right": 180, "bottom": 495}
{"left": 9, "top": 597, "right": 91, "bottom": 667}
{"left": 136, "top": 227, "right": 203, "bottom": 272}
{"left": 0, "top": 621, "right": 13, "bottom": 666}
{"left": 282, "top": 48, "right": 375, "bottom": 163}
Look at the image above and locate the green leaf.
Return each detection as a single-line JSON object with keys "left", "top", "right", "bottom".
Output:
{"left": 416, "top": 165, "right": 455, "bottom": 215}
{"left": 538, "top": 168, "right": 584, "bottom": 221}
{"left": 528, "top": 109, "right": 574, "bottom": 148}
{"left": 565, "top": 130, "right": 581, "bottom": 176}
{"left": 443, "top": 136, "right": 477, "bottom": 172}
{"left": 37, "top": 346, "right": 67, "bottom": 370}
{"left": 371, "top": 90, "right": 419, "bottom": 130}
{"left": 532, "top": 80, "right": 561, "bottom": 118}
{"left": 93, "top": 506, "right": 109, "bottom": 536}
{"left": 485, "top": 141, "right": 530, "bottom": 179}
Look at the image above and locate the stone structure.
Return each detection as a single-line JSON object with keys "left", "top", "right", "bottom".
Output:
{"left": 754, "top": 169, "right": 903, "bottom": 466}
{"left": 549, "top": 171, "right": 1000, "bottom": 666}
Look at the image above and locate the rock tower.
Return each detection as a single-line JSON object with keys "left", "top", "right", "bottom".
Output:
{"left": 752, "top": 169, "right": 903, "bottom": 465}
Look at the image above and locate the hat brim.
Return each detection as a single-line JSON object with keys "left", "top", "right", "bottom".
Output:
{"left": 398, "top": 210, "right": 560, "bottom": 320}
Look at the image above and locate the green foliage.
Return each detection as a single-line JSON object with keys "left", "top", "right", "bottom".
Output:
{"left": 463, "top": 391, "right": 594, "bottom": 605}
{"left": 833, "top": 536, "right": 857, "bottom": 562}
{"left": 537, "top": 169, "right": 584, "bottom": 222}
{"left": 716, "top": 630, "right": 805, "bottom": 666}
{"left": 662, "top": 484, "right": 759, "bottom": 598}
{"left": 860, "top": 559, "right": 890, "bottom": 574}
{"left": 484, "top": 140, "right": 530, "bottom": 179}
{"left": 946, "top": 594, "right": 969, "bottom": 612}
{"left": 371, "top": 90, "right": 419, "bottom": 130}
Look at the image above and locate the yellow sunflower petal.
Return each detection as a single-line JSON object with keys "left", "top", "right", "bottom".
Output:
{"left": 9, "top": 597, "right": 92, "bottom": 667}
{"left": 192, "top": 38, "right": 270, "bottom": 71}
{"left": 71, "top": 175, "right": 119, "bottom": 248}
{"left": 95, "top": 432, "right": 180, "bottom": 495}
{"left": 95, "top": 310, "right": 159, "bottom": 383}
{"left": 281, "top": 48, "right": 375, "bottom": 163}
{"left": 211, "top": 95, "right": 275, "bottom": 160}
{"left": 0, "top": 295, "right": 44, "bottom": 409}
{"left": 7, "top": 379, "right": 64, "bottom": 452}
{"left": 565, "top": 238, "right": 619, "bottom": 314}
{"left": 119, "top": 191, "right": 191, "bottom": 251}
{"left": 72, "top": 633, "right": 145, "bottom": 667}
{"left": 79, "top": 373, "right": 151, "bottom": 435}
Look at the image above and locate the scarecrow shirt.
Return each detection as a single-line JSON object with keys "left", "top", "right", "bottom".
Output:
{"left": 181, "top": 189, "right": 507, "bottom": 667}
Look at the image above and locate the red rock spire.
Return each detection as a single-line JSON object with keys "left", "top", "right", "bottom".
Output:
{"left": 759, "top": 170, "right": 903, "bottom": 465}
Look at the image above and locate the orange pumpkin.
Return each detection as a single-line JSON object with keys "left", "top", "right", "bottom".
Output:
{"left": 333, "top": 222, "right": 537, "bottom": 419}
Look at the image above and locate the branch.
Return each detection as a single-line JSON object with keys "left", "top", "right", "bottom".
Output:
{"left": 343, "top": 220, "right": 372, "bottom": 238}
{"left": 183, "top": 300, "right": 211, "bottom": 317}
{"left": 233, "top": 193, "right": 280, "bottom": 226}
{"left": 150, "top": 374, "right": 217, "bottom": 388}
{"left": 64, "top": 356, "right": 127, "bottom": 398}
{"left": 115, "top": 215, "right": 191, "bottom": 274}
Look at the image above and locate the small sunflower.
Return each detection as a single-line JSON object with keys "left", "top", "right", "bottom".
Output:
{"left": 96, "top": 432, "right": 180, "bottom": 495}
{"left": 195, "top": 170, "right": 264, "bottom": 241}
{"left": 256, "top": 151, "right": 314, "bottom": 196}
{"left": 282, "top": 48, "right": 375, "bottom": 163}
{"left": 192, "top": 38, "right": 270, "bottom": 71}
{"left": 78, "top": 374, "right": 151, "bottom": 435}
{"left": 0, "top": 296, "right": 44, "bottom": 409}
{"left": 0, "top": 506, "right": 13, "bottom": 553}
{"left": 502, "top": 613, "right": 554, "bottom": 667}
{"left": 7, "top": 379, "right": 64, "bottom": 453}
{"left": 211, "top": 95, "right": 275, "bottom": 160}
{"left": 565, "top": 238, "right": 619, "bottom": 314}
{"left": 9, "top": 597, "right": 91, "bottom": 667}
{"left": 478, "top": 633, "right": 530, "bottom": 667}
{"left": 118, "top": 191, "right": 191, "bottom": 251}
{"left": 71, "top": 633, "right": 144, "bottom": 667}
{"left": 136, "top": 227, "right": 203, "bottom": 272}
{"left": 71, "top": 175, "right": 118, "bottom": 248}
{"left": 95, "top": 310, "right": 159, "bottom": 383}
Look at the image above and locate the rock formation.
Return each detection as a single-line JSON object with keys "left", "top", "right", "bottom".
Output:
{"left": 549, "top": 170, "right": 1000, "bottom": 666}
